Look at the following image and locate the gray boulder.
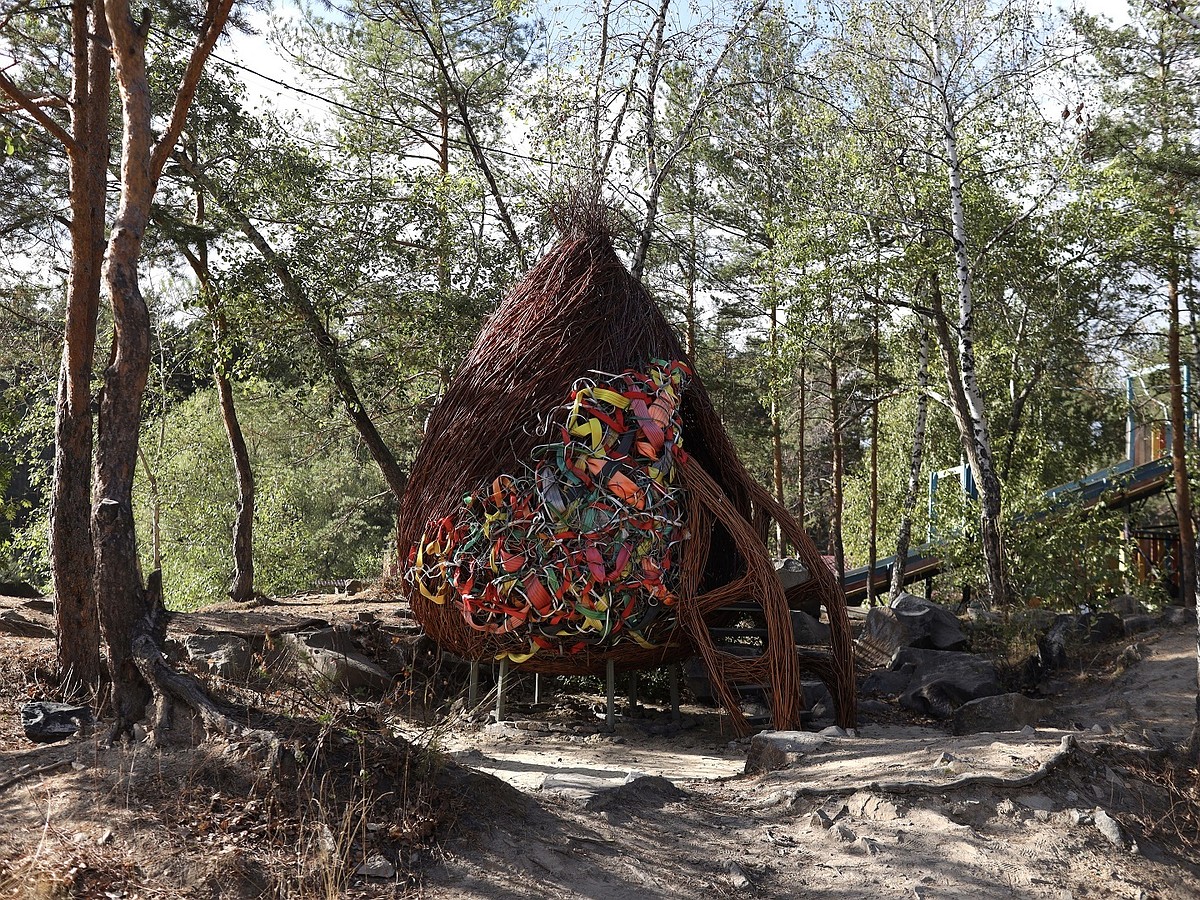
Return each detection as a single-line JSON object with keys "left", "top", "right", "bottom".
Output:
{"left": 892, "top": 648, "right": 1002, "bottom": 719}
{"left": 951, "top": 692, "right": 1050, "bottom": 735}
{"left": 182, "top": 633, "right": 253, "bottom": 681}
{"left": 21, "top": 701, "right": 93, "bottom": 743}
{"left": 791, "top": 609, "right": 830, "bottom": 645}
{"left": 1122, "top": 615, "right": 1156, "bottom": 636}
{"left": 774, "top": 558, "right": 811, "bottom": 590}
{"left": 283, "top": 630, "right": 393, "bottom": 695}
{"left": 1161, "top": 606, "right": 1191, "bottom": 627}
{"left": 860, "top": 669, "right": 910, "bottom": 696}
{"left": 862, "top": 594, "right": 967, "bottom": 659}
{"left": 1108, "top": 594, "right": 1142, "bottom": 616}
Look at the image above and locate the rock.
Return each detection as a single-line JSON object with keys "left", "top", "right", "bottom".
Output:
{"left": 355, "top": 854, "right": 395, "bottom": 878}
{"left": 1067, "top": 808, "right": 1093, "bottom": 826}
{"left": 791, "top": 609, "right": 830, "bottom": 645}
{"left": 1108, "top": 594, "right": 1141, "bottom": 616}
{"left": 951, "top": 692, "right": 1050, "bottom": 735}
{"left": 774, "top": 558, "right": 811, "bottom": 590}
{"left": 21, "top": 701, "right": 93, "bottom": 743}
{"left": 181, "top": 633, "right": 253, "bottom": 681}
{"left": 1037, "top": 614, "right": 1079, "bottom": 672}
{"left": 809, "top": 809, "right": 834, "bottom": 829}
{"left": 1085, "top": 612, "right": 1124, "bottom": 643}
{"left": 1093, "top": 808, "right": 1124, "bottom": 848}
{"left": 892, "top": 648, "right": 1002, "bottom": 719}
{"left": 0, "top": 581, "right": 41, "bottom": 598}
{"left": 819, "top": 725, "right": 848, "bottom": 738}
{"left": 892, "top": 594, "right": 968, "bottom": 649}
{"left": 966, "top": 607, "right": 1001, "bottom": 626}
{"left": 1122, "top": 615, "right": 1156, "bottom": 636}
{"left": 281, "top": 629, "right": 392, "bottom": 695}
{"left": 857, "top": 836, "right": 882, "bottom": 856}
{"left": 831, "top": 823, "right": 857, "bottom": 843}
{"left": 860, "top": 670, "right": 911, "bottom": 696}
{"left": 744, "top": 731, "right": 828, "bottom": 774}
{"left": 1160, "top": 606, "right": 1190, "bottom": 627}
{"left": 862, "top": 595, "right": 967, "bottom": 659}
{"left": 723, "top": 860, "right": 753, "bottom": 890}
{"left": 857, "top": 699, "right": 892, "bottom": 717}
{"left": 803, "top": 681, "right": 833, "bottom": 710}
{"left": 848, "top": 793, "right": 905, "bottom": 822}
{"left": 777, "top": 559, "right": 819, "bottom": 616}
{"left": 0, "top": 610, "right": 54, "bottom": 639}
{"left": 1016, "top": 793, "right": 1055, "bottom": 813}
{"left": 289, "top": 626, "right": 356, "bottom": 654}
{"left": 947, "top": 800, "right": 990, "bottom": 827}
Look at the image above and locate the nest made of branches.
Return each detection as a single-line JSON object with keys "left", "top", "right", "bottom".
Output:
{"left": 396, "top": 221, "right": 856, "bottom": 733}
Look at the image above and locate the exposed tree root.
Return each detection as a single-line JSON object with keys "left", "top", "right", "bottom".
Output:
{"left": 766, "top": 735, "right": 1077, "bottom": 800}
{"left": 0, "top": 756, "right": 77, "bottom": 794}
{"left": 129, "top": 633, "right": 283, "bottom": 769}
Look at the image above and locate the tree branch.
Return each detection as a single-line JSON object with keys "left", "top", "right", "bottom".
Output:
{"left": 0, "top": 69, "right": 77, "bottom": 152}
{"left": 148, "top": 0, "right": 235, "bottom": 183}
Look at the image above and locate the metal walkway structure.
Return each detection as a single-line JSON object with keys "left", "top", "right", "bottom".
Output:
{"left": 842, "top": 455, "right": 1176, "bottom": 604}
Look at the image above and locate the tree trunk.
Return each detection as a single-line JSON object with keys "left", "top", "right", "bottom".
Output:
{"left": 867, "top": 313, "right": 880, "bottom": 604}
{"left": 49, "top": 0, "right": 110, "bottom": 692}
{"left": 94, "top": 0, "right": 159, "bottom": 730}
{"left": 928, "top": 272, "right": 1008, "bottom": 605}
{"left": 215, "top": 361, "right": 255, "bottom": 602}
{"left": 1167, "top": 248, "right": 1196, "bottom": 608}
{"left": 193, "top": 180, "right": 256, "bottom": 603}
{"left": 94, "top": 0, "right": 234, "bottom": 734}
{"left": 890, "top": 325, "right": 930, "bottom": 602}
{"left": 928, "top": 19, "right": 1009, "bottom": 606}
{"left": 177, "top": 158, "right": 409, "bottom": 504}
{"left": 829, "top": 329, "right": 845, "bottom": 582}
{"left": 797, "top": 353, "right": 806, "bottom": 528}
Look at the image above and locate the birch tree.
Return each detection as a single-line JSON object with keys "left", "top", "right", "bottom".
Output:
{"left": 833, "top": 0, "right": 1057, "bottom": 605}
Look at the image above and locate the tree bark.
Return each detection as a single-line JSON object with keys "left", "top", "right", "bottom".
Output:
{"left": 927, "top": 16, "right": 1009, "bottom": 606}
{"left": 867, "top": 310, "right": 880, "bottom": 604}
{"left": 828, "top": 294, "right": 845, "bottom": 582}
{"left": 49, "top": 0, "right": 110, "bottom": 692}
{"left": 181, "top": 181, "right": 257, "bottom": 604}
{"left": 215, "top": 358, "right": 255, "bottom": 602}
{"left": 890, "top": 325, "right": 930, "bottom": 602}
{"left": 94, "top": 0, "right": 234, "bottom": 735}
{"left": 629, "top": 0, "right": 769, "bottom": 278}
{"left": 797, "top": 353, "right": 806, "bottom": 528}
{"left": 1167, "top": 244, "right": 1196, "bottom": 608}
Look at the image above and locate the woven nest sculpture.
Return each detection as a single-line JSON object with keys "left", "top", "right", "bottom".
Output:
{"left": 397, "top": 221, "right": 856, "bottom": 735}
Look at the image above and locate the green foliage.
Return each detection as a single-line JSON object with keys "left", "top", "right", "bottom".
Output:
{"left": 136, "top": 383, "right": 394, "bottom": 610}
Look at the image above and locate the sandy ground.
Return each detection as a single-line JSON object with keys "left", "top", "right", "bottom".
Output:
{"left": 0, "top": 593, "right": 1198, "bottom": 898}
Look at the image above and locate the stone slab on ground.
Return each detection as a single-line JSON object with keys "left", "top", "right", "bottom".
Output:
{"left": 951, "top": 692, "right": 1051, "bottom": 735}
{"left": 181, "top": 633, "right": 253, "bottom": 681}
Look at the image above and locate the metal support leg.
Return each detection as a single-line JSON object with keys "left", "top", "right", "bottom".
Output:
{"left": 469, "top": 660, "right": 480, "bottom": 708}
{"left": 669, "top": 664, "right": 681, "bottom": 724}
{"left": 534, "top": 673, "right": 541, "bottom": 705}
{"left": 606, "top": 659, "right": 615, "bottom": 732}
{"left": 495, "top": 658, "right": 509, "bottom": 722}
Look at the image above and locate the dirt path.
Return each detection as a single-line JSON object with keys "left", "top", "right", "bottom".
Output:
{"left": 0, "top": 594, "right": 1198, "bottom": 898}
